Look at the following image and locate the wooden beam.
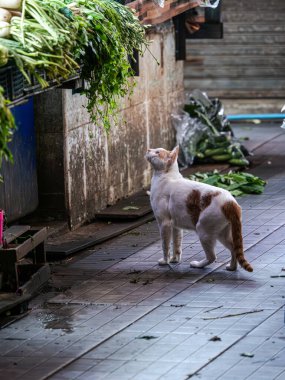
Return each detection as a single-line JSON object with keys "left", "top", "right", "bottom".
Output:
{"left": 3, "top": 225, "right": 30, "bottom": 245}
{"left": 127, "top": 0, "right": 201, "bottom": 25}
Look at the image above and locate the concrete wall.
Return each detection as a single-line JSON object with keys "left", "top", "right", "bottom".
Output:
{"left": 35, "top": 22, "right": 184, "bottom": 229}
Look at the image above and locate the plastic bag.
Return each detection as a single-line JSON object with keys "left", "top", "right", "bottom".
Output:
{"left": 172, "top": 111, "right": 208, "bottom": 166}
{"left": 185, "top": 89, "right": 232, "bottom": 134}
{"left": 281, "top": 104, "right": 285, "bottom": 129}
{"left": 153, "top": 0, "right": 165, "bottom": 7}
{"left": 198, "top": 0, "right": 220, "bottom": 8}
{"left": 172, "top": 90, "right": 250, "bottom": 167}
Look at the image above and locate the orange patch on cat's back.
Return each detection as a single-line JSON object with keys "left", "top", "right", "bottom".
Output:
{"left": 201, "top": 191, "right": 221, "bottom": 209}
{"left": 186, "top": 189, "right": 221, "bottom": 226}
{"left": 186, "top": 189, "right": 201, "bottom": 226}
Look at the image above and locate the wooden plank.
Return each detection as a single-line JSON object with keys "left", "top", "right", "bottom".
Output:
{"left": 187, "top": 34, "right": 285, "bottom": 44}
{"left": 185, "top": 66, "right": 285, "bottom": 78}
{"left": 0, "top": 293, "right": 31, "bottom": 316}
{"left": 186, "top": 44, "right": 285, "bottom": 56}
{"left": 185, "top": 78, "right": 285, "bottom": 91}
{"left": 3, "top": 225, "right": 30, "bottom": 244}
{"left": 186, "top": 56, "right": 285, "bottom": 67}
{"left": 45, "top": 213, "right": 155, "bottom": 259}
{"left": 224, "top": 23, "right": 285, "bottom": 34}
{"left": 143, "top": 4, "right": 200, "bottom": 25}
{"left": 195, "top": 89, "right": 285, "bottom": 99}
{"left": 19, "top": 264, "right": 50, "bottom": 296}
{"left": 4, "top": 228, "right": 48, "bottom": 261}
{"left": 222, "top": 11, "right": 285, "bottom": 23}
{"left": 223, "top": 0, "right": 285, "bottom": 11}
{"left": 95, "top": 191, "right": 151, "bottom": 220}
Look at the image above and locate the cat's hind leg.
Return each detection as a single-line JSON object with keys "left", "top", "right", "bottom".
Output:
{"left": 158, "top": 221, "right": 172, "bottom": 265}
{"left": 190, "top": 225, "right": 217, "bottom": 269}
{"left": 218, "top": 226, "right": 237, "bottom": 271}
{"left": 170, "top": 227, "right": 183, "bottom": 263}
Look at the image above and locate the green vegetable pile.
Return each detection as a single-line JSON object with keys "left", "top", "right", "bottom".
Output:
{"left": 194, "top": 135, "right": 250, "bottom": 167}
{"left": 184, "top": 90, "right": 250, "bottom": 167}
{"left": 0, "top": 0, "right": 148, "bottom": 130}
{"left": 0, "top": 85, "right": 15, "bottom": 180}
{"left": 189, "top": 170, "right": 266, "bottom": 197}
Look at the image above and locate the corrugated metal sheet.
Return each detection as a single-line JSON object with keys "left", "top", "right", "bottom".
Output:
{"left": 0, "top": 99, "right": 38, "bottom": 222}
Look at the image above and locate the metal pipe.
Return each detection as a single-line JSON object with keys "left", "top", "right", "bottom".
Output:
{"left": 227, "top": 114, "right": 285, "bottom": 121}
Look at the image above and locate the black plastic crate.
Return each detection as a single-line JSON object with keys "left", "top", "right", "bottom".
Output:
{"left": 0, "top": 64, "right": 26, "bottom": 102}
{"left": 0, "top": 62, "right": 81, "bottom": 106}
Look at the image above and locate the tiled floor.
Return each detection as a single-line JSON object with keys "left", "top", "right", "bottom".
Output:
{"left": 0, "top": 124, "right": 284, "bottom": 380}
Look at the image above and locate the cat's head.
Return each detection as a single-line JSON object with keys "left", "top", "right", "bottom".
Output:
{"left": 145, "top": 146, "right": 179, "bottom": 171}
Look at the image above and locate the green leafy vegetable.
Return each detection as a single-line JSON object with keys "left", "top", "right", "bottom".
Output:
{"left": 73, "top": 0, "right": 149, "bottom": 130}
{"left": 189, "top": 170, "right": 266, "bottom": 197}
{"left": 122, "top": 206, "right": 140, "bottom": 211}
{"left": 0, "top": 0, "right": 149, "bottom": 130}
{"left": 0, "top": 86, "right": 15, "bottom": 181}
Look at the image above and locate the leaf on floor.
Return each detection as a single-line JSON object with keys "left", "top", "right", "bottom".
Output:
{"left": 204, "top": 305, "right": 223, "bottom": 313}
{"left": 130, "top": 278, "right": 140, "bottom": 284}
{"left": 170, "top": 304, "right": 185, "bottom": 307}
{"left": 240, "top": 352, "right": 254, "bottom": 358}
{"left": 270, "top": 275, "right": 285, "bottom": 278}
{"left": 209, "top": 336, "right": 222, "bottom": 342}
{"left": 136, "top": 335, "right": 158, "bottom": 340}
{"left": 124, "top": 231, "right": 141, "bottom": 236}
{"left": 122, "top": 206, "right": 140, "bottom": 211}
{"left": 203, "top": 309, "right": 264, "bottom": 320}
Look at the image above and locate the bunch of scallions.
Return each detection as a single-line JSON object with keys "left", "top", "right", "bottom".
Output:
{"left": 0, "top": 0, "right": 148, "bottom": 130}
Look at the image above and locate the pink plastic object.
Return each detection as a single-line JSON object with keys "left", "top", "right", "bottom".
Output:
{"left": 0, "top": 210, "right": 3, "bottom": 247}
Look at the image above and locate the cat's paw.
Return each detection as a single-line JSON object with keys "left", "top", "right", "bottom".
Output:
{"left": 190, "top": 260, "right": 205, "bottom": 268}
{"left": 170, "top": 256, "right": 181, "bottom": 264}
{"left": 226, "top": 263, "right": 237, "bottom": 271}
{"left": 158, "top": 258, "right": 169, "bottom": 266}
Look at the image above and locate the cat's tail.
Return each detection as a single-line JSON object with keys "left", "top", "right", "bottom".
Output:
{"left": 222, "top": 201, "right": 253, "bottom": 272}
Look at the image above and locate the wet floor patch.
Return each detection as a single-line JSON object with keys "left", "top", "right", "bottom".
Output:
{"left": 37, "top": 306, "right": 75, "bottom": 334}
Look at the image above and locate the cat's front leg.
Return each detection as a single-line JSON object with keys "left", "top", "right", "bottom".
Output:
{"left": 170, "top": 227, "right": 183, "bottom": 263}
{"left": 158, "top": 222, "right": 172, "bottom": 265}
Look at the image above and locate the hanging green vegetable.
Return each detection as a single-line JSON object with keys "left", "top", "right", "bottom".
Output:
{"left": 0, "top": 0, "right": 149, "bottom": 130}
{"left": 66, "top": 0, "right": 149, "bottom": 130}
{"left": 0, "top": 85, "right": 15, "bottom": 180}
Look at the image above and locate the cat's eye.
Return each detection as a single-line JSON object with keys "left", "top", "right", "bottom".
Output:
{"left": 155, "top": 151, "right": 160, "bottom": 154}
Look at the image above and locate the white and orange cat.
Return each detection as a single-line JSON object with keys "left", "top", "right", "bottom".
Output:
{"left": 145, "top": 146, "right": 253, "bottom": 272}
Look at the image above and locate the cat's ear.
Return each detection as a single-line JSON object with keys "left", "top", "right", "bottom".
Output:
{"left": 166, "top": 146, "right": 179, "bottom": 169}
{"left": 170, "top": 146, "right": 179, "bottom": 161}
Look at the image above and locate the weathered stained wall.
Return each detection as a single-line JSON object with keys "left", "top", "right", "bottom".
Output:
{"left": 35, "top": 22, "right": 184, "bottom": 229}
{"left": 35, "top": 91, "right": 66, "bottom": 219}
